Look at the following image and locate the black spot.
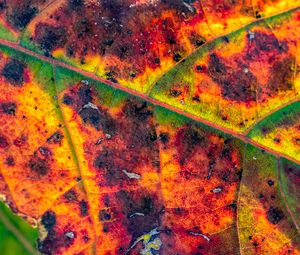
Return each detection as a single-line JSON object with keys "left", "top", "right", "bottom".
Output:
{"left": 79, "top": 200, "right": 88, "bottom": 217}
{"left": 2, "top": 59, "right": 25, "bottom": 86}
{"left": 169, "top": 89, "right": 182, "bottom": 97}
{"left": 28, "top": 156, "right": 49, "bottom": 176}
{"left": 267, "top": 179, "right": 274, "bottom": 186}
{"left": 62, "top": 94, "right": 73, "bottom": 105}
{"left": 173, "top": 53, "right": 182, "bottom": 62}
{"left": 41, "top": 211, "right": 56, "bottom": 231}
{"left": 267, "top": 207, "right": 284, "bottom": 224}
{"left": 159, "top": 132, "right": 170, "bottom": 144}
{"left": 64, "top": 190, "right": 77, "bottom": 201}
{"left": 5, "top": 156, "right": 14, "bottom": 166}
{"left": 1, "top": 102, "right": 16, "bottom": 115}
{"left": 9, "top": 6, "right": 37, "bottom": 29}
{"left": 99, "top": 209, "right": 111, "bottom": 221}
{"left": 47, "top": 131, "right": 64, "bottom": 144}
{"left": 105, "top": 71, "right": 118, "bottom": 83}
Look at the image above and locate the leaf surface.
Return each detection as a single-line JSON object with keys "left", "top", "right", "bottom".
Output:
{"left": 0, "top": 1, "right": 298, "bottom": 255}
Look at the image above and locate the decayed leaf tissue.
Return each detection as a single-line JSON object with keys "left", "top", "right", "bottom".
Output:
{"left": 0, "top": 0, "right": 299, "bottom": 254}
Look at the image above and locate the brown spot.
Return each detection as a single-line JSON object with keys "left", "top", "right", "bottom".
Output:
{"left": 5, "top": 156, "right": 14, "bottom": 166}
{"left": 0, "top": 135, "right": 9, "bottom": 148}
{"left": 267, "top": 56, "right": 295, "bottom": 93}
{"left": 13, "top": 135, "right": 27, "bottom": 147}
{"left": 8, "top": 5, "right": 37, "bottom": 29}
{"left": 47, "top": 131, "right": 64, "bottom": 144}
{"left": 34, "top": 23, "right": 68, "bottom": 53}
{"left": 267, "top": 207, "right": 284, "bottom": 224}
{"left": 1, "top": 102, "right": 16, "bottom": 115}
{"left": 28, "top": 156, "right": 49, "bottom": 176}
{"left": 64, "top": 189, "right": 78, "bottom": 201}
{"left": 2, "top": 59, "right": 25, "bottom": 86}
{"left": 79, "top": 200, "right": 88, "bottom": 217}
{"left": 99, "top": 209, "right": 111, "bottom": 221}
{"left": 207, "top": 53, "right": 257, "bottom": 102}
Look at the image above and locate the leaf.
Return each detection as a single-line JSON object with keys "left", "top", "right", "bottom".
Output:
{"left": 0, "top": 1, "right": 298, "bottom": 255}
{"left": 0, "top": 201, "right": 38, "bottom": 255}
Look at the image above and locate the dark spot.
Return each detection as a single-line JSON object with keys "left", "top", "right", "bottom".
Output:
{"left": 267, "top": 56, "right": 295, "bottom": 93}
{"left": 28, "top": 156, "right": 49, "bottom": 176}
{"left": 169, "top": 89, "right": 182, "bottom": 97}
{"left": 173, "top": 53, "right": 182, "bottom": 62}
{"left": 192, "top": 95, "right": 200, "bottom": 102}
{"left": 195, "top": 65, "right": 206, "bottom": 72}
{"left": 79, "top": 107, "right": 101, "bottom": 128}
{"left": 122, "top": 100, "right": 153, "bottom": 122}
{"left": 208, "top": 53, "right": 226, "bottom": 75}
{"left": 2, "top": 59, "right": 25, "bottom": 86}
{"left": 159, "top": 132, "right": 170, "bottom": 144}
{"left": 223, "top": 36, "right": 230, "bottom": 43}
{"left": 116, "top": 190, "right": 162, "bottom": 238}
{"left": 103, "top": 225, "right": 109, "bottom": 233}
{"left": 9, "top": 6, "right": 37, "bottom": 29}
{"left": 5, "top": 156, "right": 14, "bottom": 166}
{"left": 79, "top": 200, "right": 88, "bottom": 217}
{"left": 273, "top": 138, "right": 280, "bottom": 143}
{"left": 0, "top": 135, "right": 9, "bottom": 148}
{"left": 62, "top": 94, "right": 73, "bottom": 105}
{"left": 1, "top": 102, "right": 16, "bottom": 115}
{"left": 78, "top": 85, "right": 92, "bottom": 106}
{"left": 41, "top": 211, "right": 56, "bottom": 231}
{"left": 64, "top": 189, "right": 77, "bottom": 201}
{"left": 267, "top": 179, "right": 274, "bottom": 186}
{"left": 99, "top": 209, "right": 111, "bottom": 221}
{"left": 105, "top": 71, "right": 118, "bottom": 83}
{"left": 176, "top": 126, "right": 205, "bottom": 165}
{"left": 13, "top": 135, "right": 27, "bottom": 147}
{"left": 47, "top": 131, "right": 64, "bottom": 144}
{"left": 207, "top": 53, "right": 257, "bottom": 102}
{"left": 35, "top": 24, "right": 68, "bottom": 53}
{"left": 37, "top": 230, "right": 56, "bottom": 255}
{"left": 267, "top": 207, "right": 284, "bottom": 224}
{"left": 68, "top": 0, "right": 84, "bottom": 10}
{"left": 255, "top": 11, "right": 261, "bottom": 19}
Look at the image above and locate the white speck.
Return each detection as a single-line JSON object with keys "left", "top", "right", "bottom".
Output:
{"left": 82, "top": 102, "right": 98, "bottom": 110}
{"left": 105, "top": 133, "right": 112, "bottom": 139}
{"left": 180, "top": 100, "right": 185, "bottom": 105}
{"left": 211, "top": 187, "right": 222, "bottom": 193}
{"left": 65, "top": 232, "right": 74, "bottom": 239}
{"left": 248, "top": 31, "right": 255, "bottom": 40}
{"left": 122, "top": 169, "right": 141, "bottom": 179}
{"left": 81, "top": 80, "right": 89, "bottom": 85}
{"left": 244, "top": 68, "right": 249, "bottom": 73}
{"left": 95, "top": 138, "right": 103, "bottom": 145}
{"left": 129, "top": 212, "right": 145, "bottom": 218}
{"left": 253, "top": 156, "right": 257, "bottom": 160}
{"left": 183, "top": 2, "right": 195, "bottom": 13}
{"left": 188, "top": 231, "right": 210, "bottom": 242}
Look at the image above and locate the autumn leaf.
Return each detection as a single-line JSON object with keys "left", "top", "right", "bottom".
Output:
{"left": 0, "top": 1, "right": 299, "bottom": 255}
